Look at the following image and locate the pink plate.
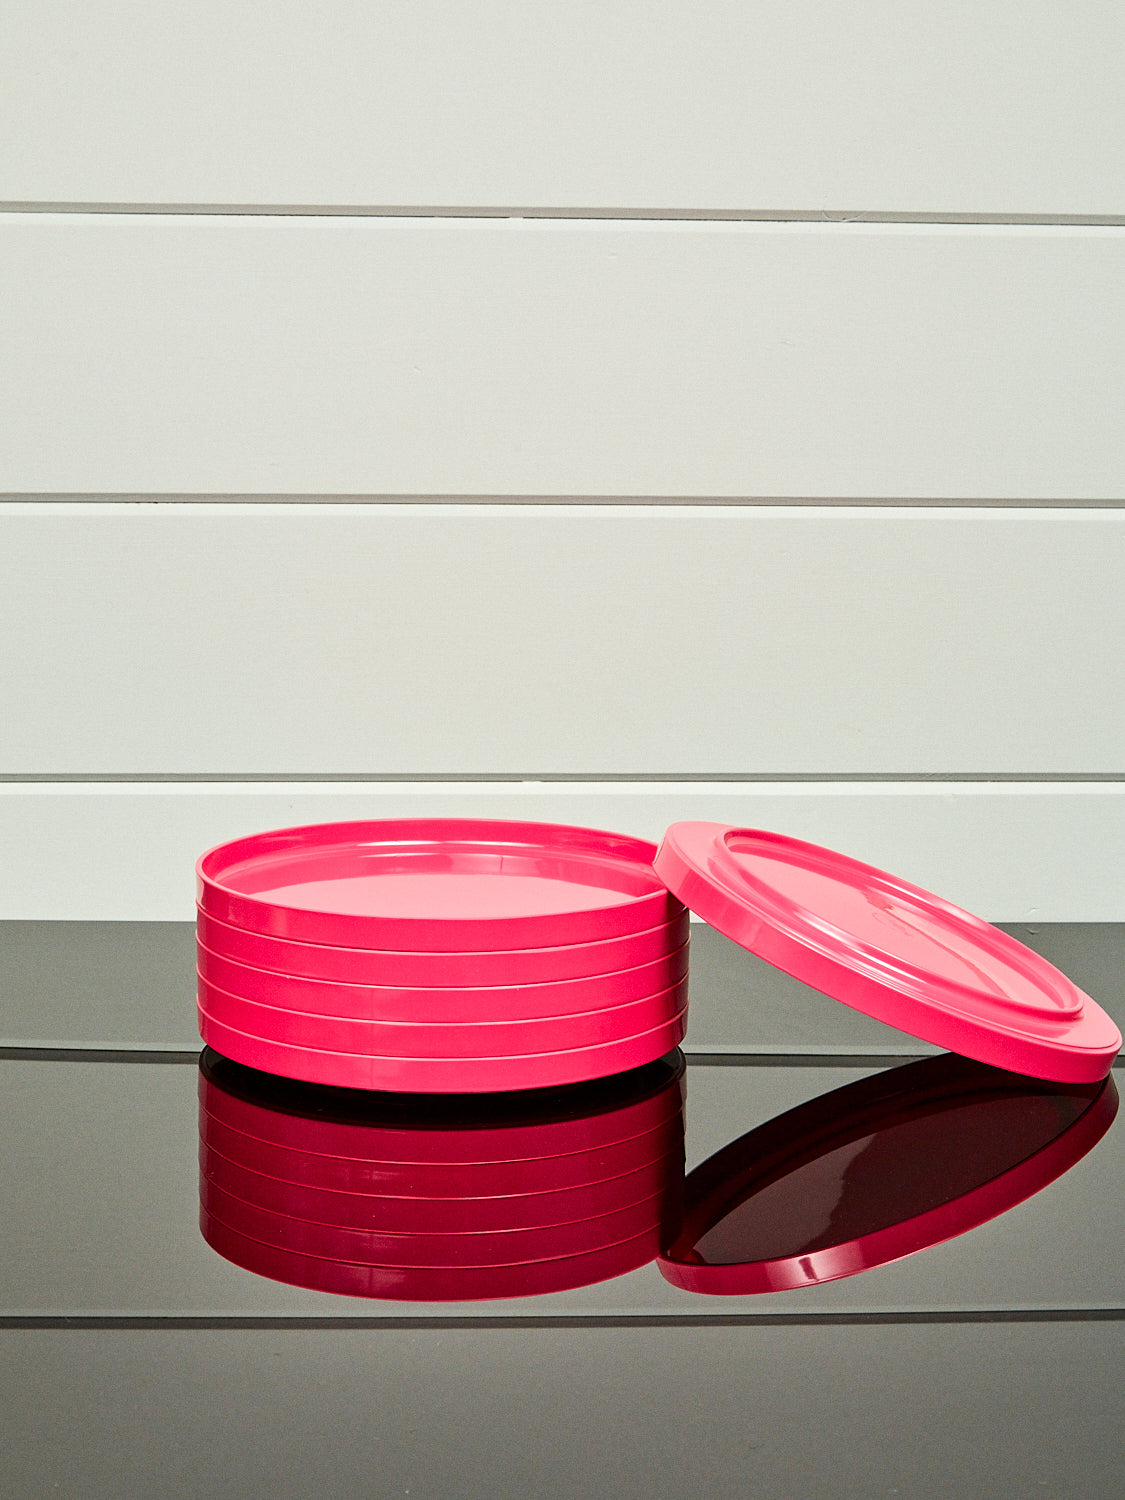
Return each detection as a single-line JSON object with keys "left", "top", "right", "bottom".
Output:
{"left": 198, "top": 819, "right": 683, "bottom": 951}
{"left": 198, "top": 1009, "right": 688, "bottom": 1093}
{"left": 196, "top": 978, "right": 684, "bottom": 1062}
{"left": 196, "top": 904, "right": 689, "bottom": 987}
{"left": 197, "top": 973, "right": 688, "bottom": 1057}
{"left": 201, "top": 1213, "right": 661, "bottom": 1301}
{"left": 658, "top": 1052, "right": 1118, "bottom": 1295}
{"left": 196, "top": 937, "right": 689, "bottom": 1022}
{"left": 656, "top": 823, "right": 1121, "bottom": 1082}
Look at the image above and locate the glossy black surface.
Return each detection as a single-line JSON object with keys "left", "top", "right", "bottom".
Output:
{"left": 2, "top": 1049, "right": 1122, "bottom": 1319}
{"left": 4, "top": 1323, "right": 1124, "bottom": 1499}
{"left": 0, "top": 922, "right": 1122, "bottom": 1497}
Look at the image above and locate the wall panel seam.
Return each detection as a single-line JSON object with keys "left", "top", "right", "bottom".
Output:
{"left": 4, "top": 203, "right": 1125, "bottom": 227}
{"left": 4, "top": 775, "right": 1125, "bottom": 786}
{"left": 6, "top": 501, "right": 1125, "bottom": 515}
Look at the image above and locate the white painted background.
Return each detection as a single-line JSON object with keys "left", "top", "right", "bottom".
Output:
{"left": 3, "top": 219, "right": 1124, "bottom": 498}
{"left": 1, "top": 4, "right": 1122, "bottom": 923}
{"left": 3, "top": 1, "right": 1124, "bottom": 214}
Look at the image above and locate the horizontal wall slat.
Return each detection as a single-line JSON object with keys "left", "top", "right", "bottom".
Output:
{"left": 3, "top": 782, "right": 1123, "bottom": 921}
{"left": 2, "top": 505, "right": 1121, "bottom": 776}
{"left": 3, "top": 219, "right": 1124, "bottom": 498}
{"left": 2, "top": 4, "right": 1124, "bottom": 214}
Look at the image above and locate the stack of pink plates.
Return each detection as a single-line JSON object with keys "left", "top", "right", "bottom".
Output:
{"left": 197, "top": 819, "right": 689, "bottom": 1093}
{"left": 199, "top": 1048, "right": 685, "bottom": 1300}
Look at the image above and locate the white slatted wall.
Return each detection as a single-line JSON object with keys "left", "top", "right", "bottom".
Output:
{"left": 1, "top": 3, "right": 1123, "bottom": 925}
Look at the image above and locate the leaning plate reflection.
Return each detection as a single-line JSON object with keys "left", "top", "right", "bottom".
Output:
{"left": 659, "top": 1053, "right": 1118, "bottom": 1295}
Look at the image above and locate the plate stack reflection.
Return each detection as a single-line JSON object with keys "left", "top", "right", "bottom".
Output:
{"left": 198, "top": 1046, "right": 686, "bottom": 1301}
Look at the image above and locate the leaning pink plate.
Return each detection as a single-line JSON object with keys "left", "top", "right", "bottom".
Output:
{"left": 655, "top": 823, "right": 1121, "bottom": 1082}
{"left": 196, "top": 937, "right": 689, "bottom": 1022}
{"left": 195, "top": 905, "right": 689, "bottom": 986}
{"left": 197, "top": 1007, "right": 687, "bottom": 1093}
{"left": 197, "top": 972, "right": 688, "bottom": 1057}
{"left": 198, "top": 819, "right": 683, "bottom": 951}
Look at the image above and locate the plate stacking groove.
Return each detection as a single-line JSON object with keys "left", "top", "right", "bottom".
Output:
{"left": 197, "top": 973, "right": 690, "bottom": 1058}
{"left": 195, "top": 937, "right": 690, "bottom": 1022}
{"left": 196, "top": 905, "right": 690, "bottom": 987}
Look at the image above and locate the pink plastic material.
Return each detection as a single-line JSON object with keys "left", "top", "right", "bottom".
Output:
{"left": 201, "top": 1144, "right": 672, "bottom": 1234}
{"left": 197, "top": 1006, "right": 688, "bottom": 1093}
{"left": 196, "top": 937, "right": 689, "bottom": 1023}
{"left": 200, "top": 1112, "right": 681, "bottom": 1199}
{"left": 658, "top": 1052, "right": 1118, "bottom": 1295}
{"left": 198, "top": 819, "right": 683, "bottom": 951}
{"left": 201, "top": 1176, "right": 667, "bottom": 1266}
{"left": 656, "top": 823, "right": 1122, "bottom": 1083}
{"left": 201, "top": 1215, "right": 662, "bottom": 1301}
{"left": 196, "top": 905, "right": 689, "bottom": 987}
{"left": 197, "top": 972, "right": 689, "bottom": 1057}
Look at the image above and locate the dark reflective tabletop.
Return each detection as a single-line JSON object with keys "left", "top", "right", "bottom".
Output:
{"left": 2, "top": 922, "right": 1123, "bottom": 1498}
